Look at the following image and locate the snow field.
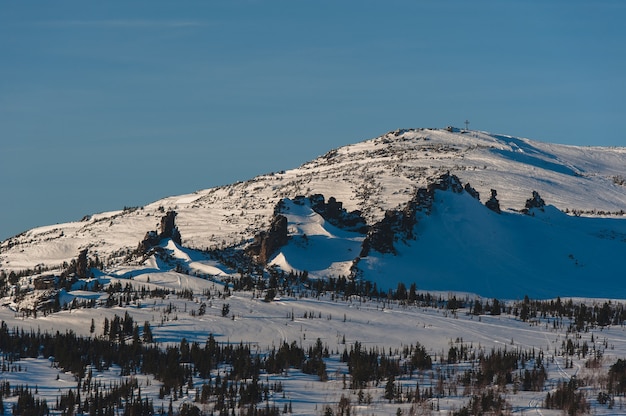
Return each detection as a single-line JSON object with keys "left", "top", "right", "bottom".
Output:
{"left": 3, "top": 279, "right": 626, "bottom": 414}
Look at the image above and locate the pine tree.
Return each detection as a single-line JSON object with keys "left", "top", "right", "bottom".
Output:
{"left": 473, "top": 299, "right": 483, "bottom": 315}
{"left": 491, "top": 299, "right": 502, "bottom": 315}
{"left": 143, "top": 321, "right": 153, "bottom": 343}
{"left": 385, "top": 375, "right": 396, "bottom": 402}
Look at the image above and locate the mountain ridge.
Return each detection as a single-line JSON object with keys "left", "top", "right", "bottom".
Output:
{"left": 2, "top": 127, "right": 626, "bottom": 299}
{"left": 2, "top": 127, "right": 626, "bottom": 416}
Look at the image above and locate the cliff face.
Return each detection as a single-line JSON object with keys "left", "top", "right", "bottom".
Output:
{"left": 137, "top": 211, "right": 182, "bottom": 255}
{"left": 523, "top": 191, "right": 546, "bottom": 214}
{"left": 246, "top": 194, "right": 369, "bottom": 265}
{"left": 159, "top": 211, "right": 181, "bottom": 244}
{"left": 4, "top": 127, "right": 626, "bottom": 278}
{"left": 306, "top": 194, "right": 368, "bottom": 233}
{"left": 246, "top": 215, "right": 289, "bottom": 264}
{"left": 360, "top": 172, "right": 465, "bottom": 256}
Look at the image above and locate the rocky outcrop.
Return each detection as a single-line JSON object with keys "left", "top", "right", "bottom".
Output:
{"left": 251, "top": 194, "right": 366, "bottom": 264}
{"left": 76, "top": 248, "right": 89, "bottom": 279}
{"left": 360, "top": 172, "right": 465, "bottom": 256}
{"left": 138, "top": 231, "right": 160, "bottom": 255}
{"left": 522, "top": 191, "right": 546, "bottom": 215}
{"left": 137, "top": 210, "right": 182, "bottom": 255}
{"left": 160, "top": 211, "right": 179, "bottom": 242}
{"left": 427, "top": 171, "right": 464, "bottom": 194}
{"left": 359, "top": 210, "right": 397, "bottom": 255}
{"left": 464, "top": 183, "right": 480, "bottom": 200}
{"left": 246, "top": 215, "right": 289, "bottom": 264}
{"left": 290, "top": 194, "right": 367, "bottom": 233}
{"left": 60, "top": 248, "right": 90, "bottom": 279}
{"left": 485, "top": 189, "right": 501, "bottom": 214}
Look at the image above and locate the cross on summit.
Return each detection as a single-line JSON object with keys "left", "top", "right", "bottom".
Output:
{"left": 464, "top": 120, "right": 470, "bottom": 130}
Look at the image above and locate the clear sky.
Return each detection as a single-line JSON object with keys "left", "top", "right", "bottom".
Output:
{"left": 1, "top": 0, "right": 625, "bottom": 241}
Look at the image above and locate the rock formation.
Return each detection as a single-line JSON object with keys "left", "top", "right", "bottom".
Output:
{"left": 247, "top": 215, "right": 289, "bottom": 264}
{"left": 137, "top": 210, "right": 182, "bottom": 255}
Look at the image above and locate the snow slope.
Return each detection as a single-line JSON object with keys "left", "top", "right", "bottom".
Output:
{"left": 2, "top": 127, "right": 626, "bottom": 300}
{"left": 358, "top": 191, "right": 626, "bottom": 299}
{"left": 263, "top": 183, "right": 626, "bottom": 299}
{"left": 269, "top": 199, "right": 364, "bottom": 279}
{"left": 1, "top": 121, "right": 626, "bottom": 415}
{"left": 2, "top": 270, "right": 626, "bottom": 415}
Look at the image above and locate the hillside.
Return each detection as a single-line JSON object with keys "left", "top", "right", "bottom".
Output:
{"left": 2, "top": 127, "right": 625, "bottom": 299}
{"left": 2, "top": 127, "right": 626, "bottom": 415}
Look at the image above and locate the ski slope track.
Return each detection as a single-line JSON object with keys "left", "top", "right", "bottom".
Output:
{"left": 2, "top": 127, "right": 626, "bottom": 299}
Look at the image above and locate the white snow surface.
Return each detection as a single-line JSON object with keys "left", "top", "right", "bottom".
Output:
{"left": 2, "top": 127, "right": 626, "bottom": 300}
{"left": 2, "top": 124, "right": 626, "bottom": 414}
{"left": 269, "top": 199, "right": 364, "bottom": 279}
{"left": 2, "top": 279, "right": 626, "bottom": 415}
{"left": 359, "top": 192, "right": 626, "bottom": 299}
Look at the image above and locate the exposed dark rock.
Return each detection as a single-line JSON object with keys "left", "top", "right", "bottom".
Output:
{"left": 485, "top": 189, "right": 501, "bottom": 214}
{"left": 290, "top": 194, "right": 367, "bottom": 233}
{"left": 360, "top": 172, "right": 465, "bottom": 256}
{"left": 259, "top": 194, "right": 367, "bottom": 265}
{"left": 464, "top": 183, "right": 480, "bottom": 200}
{"left": 160, "top": 211, "right": 175, "bottom": 237}
{"left": 138, "top": 231, "right": 160, "bottom": 255}
{"left": 247, "top": 215, "right": 289, "bottom": 264}
{"left": 359, "top": 211, "right": 397, "bottom": 256}
{"left": 522, "top": 191, "right": 546, "bottom": 215}
{"left": 160, "top": 211, "right": 182, "bottom": 245}
{"left": 33, "top": 275, "right": 56, "bottom": 290}
{"left": 411, "top": 188, "right": 435, "bottom": 216}
{"left": 60, "top": 248, "right": 89, "bottom": 280}
{"left": 171, "top": 228, "right": 182, "bottom": 246}
{"left": 427, "top": 171, "right": 464, "bottom": 194}
{"left": 137, "top": 210, "right": 182, "bottom": 255}
{"left": 76, "top": 248, "right": 89, "bottom": 279}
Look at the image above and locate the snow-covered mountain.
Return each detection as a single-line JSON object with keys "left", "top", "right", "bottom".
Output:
{"left": 2, "top": 127, "right": 626, "bottom": 299}
{"left": 3, "top": 127, "right": 626, "bottom": 416}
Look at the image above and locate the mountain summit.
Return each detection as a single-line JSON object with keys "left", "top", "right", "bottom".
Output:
{"left": 2, "top": 128, "right": 626, "bottom": 299}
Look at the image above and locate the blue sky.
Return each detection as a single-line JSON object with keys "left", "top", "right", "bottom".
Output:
{"left": 1, "top": 1, "right": 625, "bottom": 241}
